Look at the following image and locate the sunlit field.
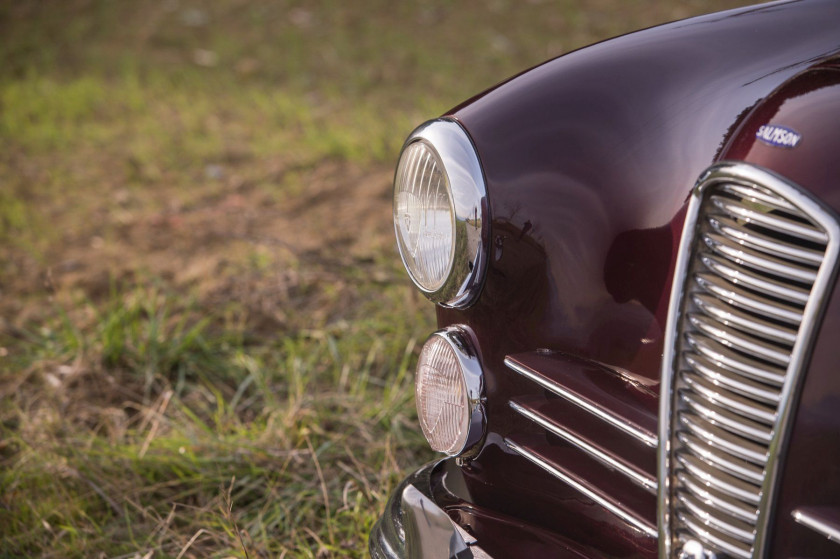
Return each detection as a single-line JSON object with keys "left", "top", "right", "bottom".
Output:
{"left": 0, "top": 1, "right": 757, "bottom": 557}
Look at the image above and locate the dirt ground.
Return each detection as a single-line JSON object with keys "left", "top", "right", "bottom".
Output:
{"left": 3, "top": 157, "right": 396, "bottom": 329}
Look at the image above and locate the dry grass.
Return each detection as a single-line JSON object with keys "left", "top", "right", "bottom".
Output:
{"left": 0, "top": 1, "right": 759, "bottom": 556}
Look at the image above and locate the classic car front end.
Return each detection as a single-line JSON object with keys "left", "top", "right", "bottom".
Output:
{"left": 371, "top": 2, "right": 840, "bottom": 557}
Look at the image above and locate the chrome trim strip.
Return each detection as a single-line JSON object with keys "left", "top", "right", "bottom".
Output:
{"left": 679, "top": 391, "right": 773, "bottom": 443}
{"left": 505, "top": 438, "right": 658, "bottom": 538}
{"left": 684, "top": 353, "right": 782, "bottom": 404}
{"left": 677, "top": 432, "right": 765, "bottom": 484}
{"left": 676, "top": 512, "right": 752, "bottom": 559}
{"left": 691, "top": 292, "right": 797, "bottom": 345}
{"left": 681, "top": 371, "right": 776, "bottom": 424}
{"left": 677, "top": 493, "right": 755, "bottom": 542}
{"left": 504, "top": 357, "right": 658, "bottom": 447}
{"left": 718, "top": 183, "right": 799, "bottom": 212}
{"left": 677, "top": 471, "right": 759, "bottom": 523}
{"left": 792, "top": 508, "right": 840, "bottom": 543}
{"left": 678, "top": 414, "right": 768, "bottom": 465}
{"left": 677, "top": 454, "right": 761, "bottom": 505}
{"left": 395, "top": 118, "right": 489, "bottom": 308}
{"left": 509, "top": 400, "right": 657, "bottom": 492}
{"left": 659, "top": 162, "right": 840, "bottom": 559}
{"left": 708, "top": 214, "right": 824, "bottom": 265}
{"left": 701, "top": 231, "right": 818, "bottom": 284}
{"left": 687, "top": 313, "right": 790, "bottom": 366}
{"left": 710, "top": 195, "right": 829, "bottom": 244}
{"left": 700, "top": 253, "right": 810, "bottom": 304}
{"left": 694, "top": 272, "right": 803, "bottom": 325}
{"left": 685, "top": 333, "right": 787, "bottom": 386}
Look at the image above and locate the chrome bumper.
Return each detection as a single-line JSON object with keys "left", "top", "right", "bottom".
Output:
{"left": 369, "top": 461, "right": 492, "bottom": 559}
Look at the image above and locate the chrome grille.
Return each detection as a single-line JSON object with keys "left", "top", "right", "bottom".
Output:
{"left": 660, "top": 164, "right": 839, "bottom": 559}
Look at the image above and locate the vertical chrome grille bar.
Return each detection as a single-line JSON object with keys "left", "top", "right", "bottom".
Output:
{"left": 659, "top": 162, "right": 840, "bottom": 558}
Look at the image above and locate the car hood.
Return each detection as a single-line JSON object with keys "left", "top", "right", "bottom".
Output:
{"left": 440, "top": 0, "right": 840, "bottom": 383}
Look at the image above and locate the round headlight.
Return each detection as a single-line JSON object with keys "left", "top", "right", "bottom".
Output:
{"left": 394, "top": 141, "right": 455, "bottom": 292}
{"left": 393, "top": 119, "right": 488, "bottom": 308}
{"left": 415, "top": 326, "right": 485, "bottom": 458}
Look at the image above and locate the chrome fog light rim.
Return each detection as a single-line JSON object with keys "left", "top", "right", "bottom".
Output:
{"left": 415, "top": 326, "right": 486, "bottom": 459}
{"left": 394, "top": 118, "right": 489, "bottom": 308}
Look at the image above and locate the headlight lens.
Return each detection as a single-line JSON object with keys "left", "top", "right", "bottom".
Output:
{"left": 394, "top": 140, "right": 455, "bottom": 292}
{"left": 415, "top": 326, "right": 485, "bottom": 457}
{"left": 393, "top": 119, "right": 488, "bottom": 308}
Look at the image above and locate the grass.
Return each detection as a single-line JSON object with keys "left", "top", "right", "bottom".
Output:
{"left": 0, "top": 1, "right": 758, "bottom": 556}
{"left": 2, "top": 279, "right": 432, "bottom": 557}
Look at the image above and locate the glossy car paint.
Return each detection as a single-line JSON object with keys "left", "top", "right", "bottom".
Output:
{"left": 418, "top": 1, "right": 840, "bottom": 557}
{"left": 721, "top": 62, "right": 840, "bottom": 559}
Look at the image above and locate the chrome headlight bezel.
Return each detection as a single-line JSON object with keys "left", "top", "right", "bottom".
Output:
{"left": 393, "top": 118, "right": 489, "bottom": 308}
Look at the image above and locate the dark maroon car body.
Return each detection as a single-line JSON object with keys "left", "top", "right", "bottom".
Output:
{"left": 371, "top": 1, "right": 840, "bottom": 557}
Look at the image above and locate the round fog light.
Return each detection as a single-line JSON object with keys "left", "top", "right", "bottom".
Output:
{"left": 415, "top": 326, "right": 485, "bottom": 458}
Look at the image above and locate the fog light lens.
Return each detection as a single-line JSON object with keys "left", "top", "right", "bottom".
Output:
{"left": 415, "top": 327, "right": 485, "bottom": 457}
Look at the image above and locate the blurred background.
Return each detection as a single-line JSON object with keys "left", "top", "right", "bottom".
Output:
{"left": 0, "top": 1, "right": 755, "bottom": 557}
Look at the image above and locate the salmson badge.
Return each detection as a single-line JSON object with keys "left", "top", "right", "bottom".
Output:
{"left": 756, "top": 124, "right": 802, "bottom": 148}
